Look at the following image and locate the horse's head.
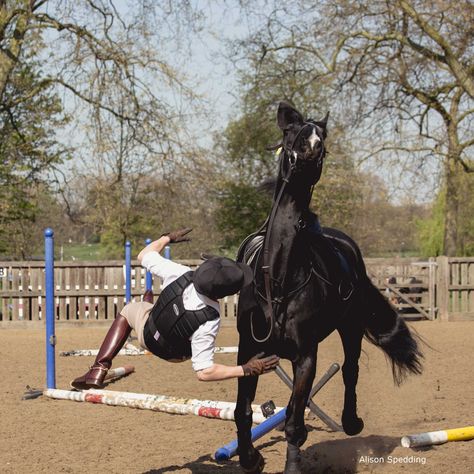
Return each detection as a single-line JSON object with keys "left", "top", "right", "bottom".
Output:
{"left": 276, "top": 101, "right": 328, "bottom": 185}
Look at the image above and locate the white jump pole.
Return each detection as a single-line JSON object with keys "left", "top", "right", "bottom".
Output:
{"left": 401, "top": 426, "right": 474, "bottom": 448}
{"left": 214, "top": 346, "right": 238, "bottom": 354}
{"left": 44, "top": 388, "right": 283, "bottom": 424}
{"left": 60, "top": 348, "right": 146, "bottom": 357}
{"left": 103, "top": 365, "right": 135, "bottom": 382}
{"left": 60, "top": 345, "right": 239, "bottom": 357}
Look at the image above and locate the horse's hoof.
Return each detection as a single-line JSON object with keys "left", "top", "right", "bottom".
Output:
{"left": 240, "top": 451, "right": 265, "bottom": 473}
{"left": 342, "top": 415, "right": 364, "bottom": 436}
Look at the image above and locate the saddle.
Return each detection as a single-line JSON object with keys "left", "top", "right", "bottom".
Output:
{"left": 238, "top": 214, "right": 355, "bottom": 301}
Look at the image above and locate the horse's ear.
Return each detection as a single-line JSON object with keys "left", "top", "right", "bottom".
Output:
{"left": 315, "top": 111, "right": 329, "bottom": 138}
{"left": 277, "top": 102, "right": 303, "bottom": 130}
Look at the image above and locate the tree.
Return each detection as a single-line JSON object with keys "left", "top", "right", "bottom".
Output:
{"left": 215, "top": 181, "right": 272, "bottom": 251}
{"left": 0, "top": 0, "right": 204, "bottom": 257}
{"left": 418, "top": 163, "right": 474, "bottom": 256}
{"left": 234, "top": 0, "right": 474, "bottom": 255}
{"left": 0, "top": 50, "right": 70, "bottom": 256}
{"left": 215, "top": 28, "right": 388, "bottom": 253}
{"left": 0, "top": 184, "right": 77, "bottom": 259}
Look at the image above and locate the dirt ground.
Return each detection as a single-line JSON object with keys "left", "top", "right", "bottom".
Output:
{"left": 0, "top": 321, "right": 472, "bottom": 474}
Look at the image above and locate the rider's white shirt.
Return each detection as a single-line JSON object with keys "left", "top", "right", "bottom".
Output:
{"left": 141, "top": 251, "right": 220, "bottom": 372}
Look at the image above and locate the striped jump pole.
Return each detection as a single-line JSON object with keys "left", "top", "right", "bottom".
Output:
{"left": 401, "top": 426, "right": 474, "bottom": 448}
{"left": 44, "top": 228, "right": 56, "bottom": 389}
{"left": 43, "top": 388, "right": 282, "bottom": 424}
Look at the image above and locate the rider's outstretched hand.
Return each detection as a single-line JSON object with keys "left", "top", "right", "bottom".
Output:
{"left": 242, "top": 353, "right": 280, "bottom": 377}
{"left": 162, "top": 228, "right": 192, "bottom": 244}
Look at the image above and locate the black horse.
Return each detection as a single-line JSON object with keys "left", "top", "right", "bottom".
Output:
{"left": 234, "top": 102, "right": 423, "bottom": 474}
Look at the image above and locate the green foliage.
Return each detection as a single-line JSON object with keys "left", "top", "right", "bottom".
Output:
{"left": 0, "top": 185, "right": 67, "bottom": 258}
{"left": 312, "top": 151, "right": 362, "bottom": 234}
{"left": 215, "top": 181, "right": 272, "bottom": 249}
{"left": 82, "top": 177, "right": 153, "bottom": 259}
{"left": 417, "top": 168, "right": 474, "bottom": 257}
{"left": 222, "top": 112, "right": 278, "bottom": 184}
{"left": 213, "top": 44, "right": 340, "bottom": 252}
{"left": 0, "top": 55, "right": 70, "bottom": 257}
{"left": 416, "top": 192, "right": 445, "bottom": 257}
{"left": 456, "top": 168, "right": 474, "bottom": 256}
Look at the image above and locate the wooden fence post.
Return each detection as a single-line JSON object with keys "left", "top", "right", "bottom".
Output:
{"left": 436, "top": 256, "right": 449, "bottom": 321}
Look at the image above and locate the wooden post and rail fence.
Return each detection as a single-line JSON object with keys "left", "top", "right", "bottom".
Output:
{"left": 1, "top": 257, "right": 473, "bottom": 326}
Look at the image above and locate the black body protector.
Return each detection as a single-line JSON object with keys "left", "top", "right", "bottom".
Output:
{"left": 143, "top": 271, "right": 219, "bottom": 361}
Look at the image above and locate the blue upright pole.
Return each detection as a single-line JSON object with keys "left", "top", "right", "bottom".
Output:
{"left": 145, "top": 238, "right": 153, "bottom": 291}
{"left": 125, "top": 241, "right": 132, "bottom": 303}
{"left": 44, "top": 228, "right": 56, "bottom": 389}
{"left": 214, "top": 407, "right": 287, "bottom": 461}
{"left": 164, "top": 245, "right": 171, "bottom": 260}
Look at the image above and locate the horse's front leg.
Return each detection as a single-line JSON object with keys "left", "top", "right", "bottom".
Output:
{"left": 338, "top": 324, "right": 364, "bottom": 435}
{"left": 235, "top": 356, "right": 264, "bottom": 473}
{"left": 284, "top": 352, "right": 317, "bottom": 474}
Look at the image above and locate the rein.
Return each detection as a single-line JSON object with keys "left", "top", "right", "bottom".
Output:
{"left": 251, "top": 123, "right": 325, "bottom": 343}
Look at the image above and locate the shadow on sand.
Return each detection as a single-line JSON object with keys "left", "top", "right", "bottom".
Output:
{"left": 300, "top": 435, "right": 400, "bottom": 473}
{"left": 143, "top": 433, "right": 399, "bottom": 474}
{"left": 143, "top": 434, "right": 285, "bottom": 473}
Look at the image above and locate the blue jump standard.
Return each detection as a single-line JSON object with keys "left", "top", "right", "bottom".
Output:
{"left": 145, "top": 238, "right": 153, "bottom": 290}
{"left": 125, "top": 241, "right": 132, "bottom": 303}
{"left": 44, "top": 228, "right": 56, "bottom": 389}
{"left": 214, "top": 407, "right": 287, "bottom": 461}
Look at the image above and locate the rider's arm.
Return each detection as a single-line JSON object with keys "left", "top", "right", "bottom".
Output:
{"left": 196, "top": 363, "right": 245, "bottom": 381}
{"left": 191, "top": 321, "right": 279, "bottom": 381}
{"left": 196, "top": 357, "right": 280, "bottom": 381}
{"left": 191, "top": 321, "right": 247, "bottom": 381}
{"left": 137, "top": 236, "right": 170, "bottom": 262}
{"left": 138, "top": 237, "right": 190, "bottom": 286}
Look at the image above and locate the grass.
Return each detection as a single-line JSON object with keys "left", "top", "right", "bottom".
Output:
{"left": 58, "top": 243, "right": 110, "bottom": 261}
{"left": 55, "top": 242, "right": 424, "bottom": 262}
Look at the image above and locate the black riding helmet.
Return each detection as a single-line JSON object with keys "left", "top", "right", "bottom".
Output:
{"left": 193, "top": 256, "right": 253, "bottom": 300}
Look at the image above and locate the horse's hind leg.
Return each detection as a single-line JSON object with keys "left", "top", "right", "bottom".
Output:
{"left": 338, "top": 323, "right": 364, "bottom": 435}
{"left": 284, "top": 353, "right": 317, "bottom": 474}
{"left": 235, "top": 357, "right": 264, "bottom": 473}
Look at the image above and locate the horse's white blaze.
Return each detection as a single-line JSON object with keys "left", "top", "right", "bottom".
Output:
{"left": 308, "top": 128, "right": 320, "bottom": 150}
{"left": 293, "top": 151, "right": 298, "bottom": 160}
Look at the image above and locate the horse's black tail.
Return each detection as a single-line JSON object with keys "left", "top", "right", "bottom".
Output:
{"left": 362, "top": 278, "right": 423, "bottom": 385}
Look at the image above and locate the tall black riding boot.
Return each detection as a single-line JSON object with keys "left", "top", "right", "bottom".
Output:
{"left": 70, "top": 314, "right": 132, "bottom": 390}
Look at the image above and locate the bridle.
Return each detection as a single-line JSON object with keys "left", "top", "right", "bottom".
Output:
{"left": 251, "top": 122, "right": 326, "bottom": 343}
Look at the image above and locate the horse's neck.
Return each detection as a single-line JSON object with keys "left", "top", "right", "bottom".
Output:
{"left": 265, "top": 179, "right": 312, "bottom": 290}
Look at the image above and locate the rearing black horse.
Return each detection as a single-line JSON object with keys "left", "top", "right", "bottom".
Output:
{"left": 234, "top": 102, "right": 423, "bottom": 474}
